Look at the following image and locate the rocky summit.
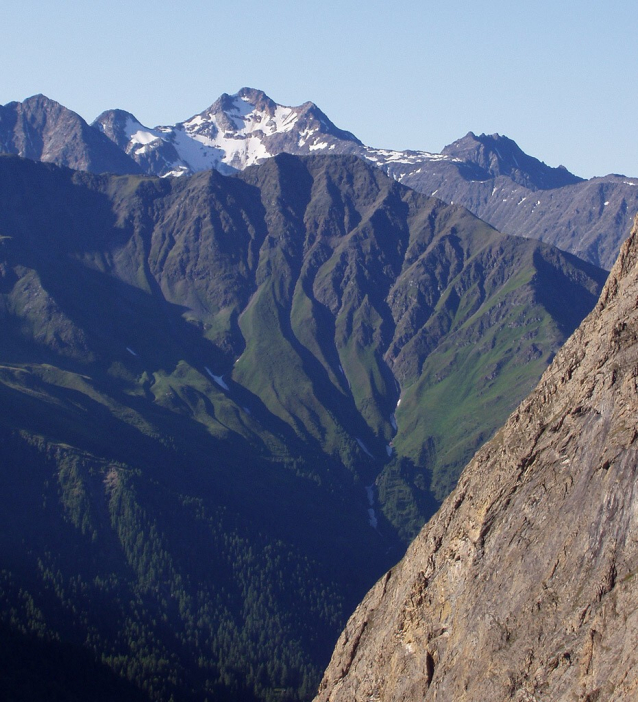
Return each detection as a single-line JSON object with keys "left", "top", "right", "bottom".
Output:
{"left": 0, "top": 94, "right": 141, "bottom": 175}
{"left": 315, "top": 215, "right": 638, "bottom": 701}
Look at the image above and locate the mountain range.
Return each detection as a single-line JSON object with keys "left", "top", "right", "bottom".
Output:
{"left": 1, "top": 89, "right": 636, "bottom": 269}
{"left": 0, "top": 147, "right": 608, "bottom": 701}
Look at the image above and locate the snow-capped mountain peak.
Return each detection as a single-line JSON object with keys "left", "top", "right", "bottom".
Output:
{"left": 184, "top": 89, "right": 301, "bottom": 145}
{"left": 93, "top": 88, "right": 366, "bottom": 177}
{"left": 91, "top": 88, "right": 582, "bottom": 196}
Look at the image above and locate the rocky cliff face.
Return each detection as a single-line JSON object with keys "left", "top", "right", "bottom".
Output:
{"left": 315, "top": 214, "right": 638, "bottom": 701}
{"left": 0, "top": 95, "right": 141, "bottom": 175}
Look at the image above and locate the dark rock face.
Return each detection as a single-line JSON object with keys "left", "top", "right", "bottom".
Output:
{"left": 315, "top": 215, "right": 638, "bottom": 701}
{"left": 0, "top": 95, "right": 141, "bottom": 174}
{"left": 441, "top": 132, "right": 584, "bottom": 190}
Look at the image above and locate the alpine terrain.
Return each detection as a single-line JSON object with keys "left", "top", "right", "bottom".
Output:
{"left": 0, "top": 150, "right": 606, "bottom": 701}
{"left": 91, "top": 88, "right": 638, "bottom": 270}
{"left": 2, "top": 89, "right": 636, "bottom": 269}
{"left": 0, "top": 94, "right": 141, "bottom": 175}
{"left": 315, "top": 215, "right": 638, "bottom": 702}
{"left": 93, "top": 89, "right": 638, "bottom": 270}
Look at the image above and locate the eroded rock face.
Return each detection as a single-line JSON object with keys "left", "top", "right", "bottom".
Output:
{"left": 316, "top": 215, "right": 638, "bottom": 701}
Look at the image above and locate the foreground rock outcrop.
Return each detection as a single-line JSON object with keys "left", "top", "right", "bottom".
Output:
{"left": 316, "top": 215, "right": 638, "bottom": 701}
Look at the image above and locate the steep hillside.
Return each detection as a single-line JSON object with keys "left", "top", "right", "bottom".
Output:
{"left": 92, "top": 89, "right": 637, "bottom": 270}
{"left": 315, "top": 216, "right": 638, "bottom": 701}
{"left": 0, "top": 94, "right": 141, "bottom": 175}
{"left": 0, "top": 153, "right": 605, "bottom": 700}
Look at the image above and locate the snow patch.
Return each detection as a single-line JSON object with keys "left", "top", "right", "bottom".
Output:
{"left": 124, "top": 116, "right": 163, "bottom": 146}
{"left": 205, "top": 367, "right": 229, "bottom": 390}
{"left": 272, "top": 105, "right": 299, "bottom": 133}
{"left": 162, "top": 167, "right": 189, "bottom": 178}
{"left": 365, "top": 484, "right": 378, "bottom": 529}
{"left": 356, "top": 438, "right": 374, "bottom": 459}
{"left": 365, "top": 484, "right": 375, "bottom": 506}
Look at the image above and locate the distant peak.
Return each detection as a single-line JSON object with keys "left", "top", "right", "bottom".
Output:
{"left": 234, "top": 87, "right": 270, "bottom": 102}
{"left": 22, "top": 94, "right": 65, "bottom": 110}
{"left": 24, "top": 93, "right": 56, "bottom": 103}
{"left": 93, "top": 107, "right": 141, "bottom": 126}
{"left": 443, "top": 131, "right": 582, "bottom": 189}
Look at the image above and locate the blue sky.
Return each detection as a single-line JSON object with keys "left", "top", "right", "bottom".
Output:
{"left": 2, "top": 0, "right": 637, "bottom": 178}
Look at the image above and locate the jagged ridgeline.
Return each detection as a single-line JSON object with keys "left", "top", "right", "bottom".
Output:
{"left": 5, "top": 90, "right": 638, "bottom": 270}
{"left": 0, "top": 153, "right": 605, "bottom": 701}
{"left": 94, "top": 89, "right": 638, "bottom": 271}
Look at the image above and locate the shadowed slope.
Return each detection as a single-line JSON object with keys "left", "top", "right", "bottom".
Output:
{"left": 0, "top": 153, "right": 607, "bottom": 701}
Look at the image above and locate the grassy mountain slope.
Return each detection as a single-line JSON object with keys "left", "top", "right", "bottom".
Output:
{"left": 0, "top": 153, "right": 606, "bottom": 699}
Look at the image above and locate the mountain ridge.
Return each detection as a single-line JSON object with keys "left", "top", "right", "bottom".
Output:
{"left": 441, "top": 131, "right": 584, "bottom": 189}
{"left": 2, "top": 88, "right": 635, "bottom": 269}
{"left": 0, "top": 152, "right": 607, "bottom": 700}
{"left": 92, "top": 87, "right": 363, "bottom": 177}
{"left": 0, "top": 94, "right": 141, "bottom": 175}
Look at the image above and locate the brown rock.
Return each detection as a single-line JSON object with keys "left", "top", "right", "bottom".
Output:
{"left": 315, "top": 215, "right": 638, "bottom": 701}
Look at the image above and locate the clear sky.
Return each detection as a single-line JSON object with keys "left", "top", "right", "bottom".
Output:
{"left": 2, "top": 0, "right": 637, "bottom": 179}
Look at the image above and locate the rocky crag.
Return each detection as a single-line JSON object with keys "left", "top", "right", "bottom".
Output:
{"left": 315, "top": 214, "right": 638, "bottom": 701}
{"left": 0, "top": 94, "right": 140, "bottom": 175}
{"left": 397, "top": 132, "right": 638, "bottom": 271}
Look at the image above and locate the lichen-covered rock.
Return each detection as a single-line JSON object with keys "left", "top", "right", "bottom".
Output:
{"left": 316, "top": 214, "right": 638, "bottom": 701}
